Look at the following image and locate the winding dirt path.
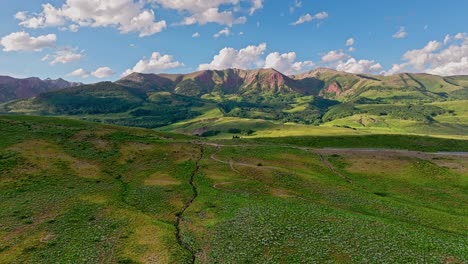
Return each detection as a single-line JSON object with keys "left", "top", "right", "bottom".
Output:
{"left": 317, "top": 153, "right": 353, "bottom": 184}
{"left": 175, "top": 144, "right": 204, "bottom": 264}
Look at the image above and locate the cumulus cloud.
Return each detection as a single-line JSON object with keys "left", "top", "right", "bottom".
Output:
{"left": 178, "top": 8, "right": 246, "bottom": 26}
{"left": 321, "top": 50, "right": 349, "bottom": 63}
{"left": 214, "top": 27, "right": 231, "bottom": 38}
{"left": 336, "top": 58, "right": 382, "bottom": 74}
{"left": 192, "top": 32, "right": 200, "bottom": 38}
{"left": 385, "top": 33, "right": 468, "bottom": 76}
{"left": 154, "top": 0, "right": 262, "bottom": 26}
{"left": 92, "top": 67, "right": 114, "bottom": 78}
{"left": 123, "top": 52, "right": 184, "bottom": 76}
{"left": 393, "top": 26, "right": 407, "bottom": 39}
{"left": 42, "top": 48, "right": 84, "bottom": 65}
{"left": 320, "top": 49, "right": 382, "bottom": 74}
{"left": 0, "top": 31, "right": 56, "bottom": 52}
{"left": 67, "top": 68, "right": 89, "bottom": 78}
{"left": 198, "top": 43, "right": 267, "bottom": 70}
{"left": 291, "top": 12, "right": 328, "bottom": 26}
{"left": 264, "top": 52, "right": 313, "bottom": 75}
{"left": 198, "top": 43, "right": 314, "bottom": 74}
{"left": 16, "top": 0, "right": 166, "bottom": 37}
{"left": 67, "top": 66, "right": 114, "bottom": 79}
{"left": 346, "top": 38, "right": 355, "bottom": 46}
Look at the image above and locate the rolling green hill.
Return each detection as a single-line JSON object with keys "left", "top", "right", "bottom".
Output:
{"left": 0, "top": 115, "right": 467, "bottom": 263}
{"left": 1, "top": 68, "right": 467, "bottom": 139}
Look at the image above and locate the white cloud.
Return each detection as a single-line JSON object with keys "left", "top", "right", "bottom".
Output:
{"left": 336, "top": 58, "right": 382, "bottom": 74}
{"left": 16, "top": 0, "right": 166, "bottom": 37}
{"left": 123, "top": 52, "right": 184, "bottom": 76}
{"left": 443, "top": 34, "right": 451, "bottom": 45}
{"left": 348, "top": 47, "right": 355, "bottom": 52}
{"left": 179, "top": 8, "right": 246, "bottom": 26}
{"left": 192, "top": 32, "right": 200, "bottom": 38}
{"left": 67, "top": 66, "right": 114, "bottom": 79}
{"left": 42, "top": 48, "right": 83, "bottom": 65}
{"left": 384, "top": 33, "right": 468, "bottom": 76}
{"left": 92, "top": 67, "right": 114, "bottom": 78}
{"left": 320, "top": 49, "right": 382, "bottom": 74}
{"left": 68, "top": 24, "right": 79, "bottom": 32}
{"left": 264, "top": 52, "right": 313, "bottom": 75}
{"left": 289, "top": 0, "right": 302, "bottom": 13}
{"left": 455, "top": 33, "right": 467, "bottom": 40}
{"left": 154, "top": 0, "right": 261, "bottom": 26}
{"left": 249, "top": 0, "right": 264, "bottom": 15}
{"left": 291, "top": 12, "right": 328, "bottom": 26}
{"left": 198, "top": 43, "right": 314, "bottom": 74}
{"left": 67, "top": 68, "right": 89, "bottom": 78}
{"left": 14, "top": 11, "right": 27, "bottom": 21}
{"left": 346, "top": 38, "right": 355, "bottom": 46}
{"left": 199, "top": 43, "right": 267, "bottom": 70}
{"left": 385, "top": 64, "right": 406, "bottom": 76}
{"left": 214, "top": 27, "right": 231, "bottom": 38}
{"left": 321, "top": 50, "right": 349, "bottom": 63}
{"left": 0, "top": 31, "right": 56, "bottom": 52}
{"left": 393, "top": 26, "right": 407, "bottom": 39}
{"left": 402, "top": 40, "right": 442, "bottom": 70}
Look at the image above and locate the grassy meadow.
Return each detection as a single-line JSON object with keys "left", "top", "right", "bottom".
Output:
{"left": 0, "top": 115, "right": 467, "bottom": 263}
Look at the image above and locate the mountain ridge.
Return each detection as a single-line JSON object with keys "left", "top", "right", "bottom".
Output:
{"left": 116, "top": 68, "right": 467, "bottom": 99}
{"left": 0, "top": 75, "right": 81, "bottom": 103}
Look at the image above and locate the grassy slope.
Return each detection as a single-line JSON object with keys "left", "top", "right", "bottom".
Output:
{"left": 0, "top": 116, "right": 467, "bottom": 263}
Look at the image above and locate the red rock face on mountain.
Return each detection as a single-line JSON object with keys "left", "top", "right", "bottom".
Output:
{"left": 240, "top": 69, "right": 290, "bottom": 93}
{"left": 118, "top": 68, "right": 309, "bottom": 95}
{"left": 323, "top": 82, "right": 343, "bottom": 96}
{"left": 0, "top": 76, "right": 81, "bottom": 103}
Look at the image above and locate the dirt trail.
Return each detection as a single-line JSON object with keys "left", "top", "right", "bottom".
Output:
{"left": 175, "top": 144, "right": 204, "bottom": 264}
{"left": 317, "top": 154, "right": 353, "bottom": 184}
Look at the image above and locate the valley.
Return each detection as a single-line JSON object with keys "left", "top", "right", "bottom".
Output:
{"left": 1, "top": 68, "right": 467, "bottom": 140}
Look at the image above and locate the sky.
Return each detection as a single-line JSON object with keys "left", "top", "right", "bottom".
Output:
{"left": 0, "top": 0, "right": 467, "bottom": 83}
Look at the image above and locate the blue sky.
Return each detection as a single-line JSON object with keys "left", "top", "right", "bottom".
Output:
{"left": 0, "top": 0, "right": 467, "bottom": 83}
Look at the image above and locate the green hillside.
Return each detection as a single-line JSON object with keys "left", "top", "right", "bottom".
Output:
{"left": 0, "top": 115, "right": 467, "bottom": 263}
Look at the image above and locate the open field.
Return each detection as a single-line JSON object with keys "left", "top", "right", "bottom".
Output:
{"left": 0, "top": 115, "right": 467, "bottom": 263}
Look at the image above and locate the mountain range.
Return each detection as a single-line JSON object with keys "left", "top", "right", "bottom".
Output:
{"left": 1, "top": 68, "right": 467, "bottom": 138}
{"left": 0, "top": 75, "right": 81, "bottom": 103}
{"left": 116, "top": 68, "right": 468, "bottom": 100}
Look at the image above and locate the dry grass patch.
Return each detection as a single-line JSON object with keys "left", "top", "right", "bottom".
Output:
{"left": 430, "top": 156, "right": 468, "bottom": 175}
{"left": 144, "top": 172, "right": 181, "bottom": 186}
{"left": 110, "top": 209, "right": 177, "bottom": 264}
{"left": 80, "top": 194, "right": 109, "bottom": 204}
{"left": 118, "top": 142, "right": 154, "bottom": 164}
{"left": 270, "top": 188, "right": 295, "bottom": 198}
{"left": 345, "top": 155, "right": 410, "bottom": 175}
{"left": 8, "top": 140, "right": 102, "bottom": 179}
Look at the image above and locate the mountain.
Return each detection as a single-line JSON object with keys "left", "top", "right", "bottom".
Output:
{"left": 117, "top": 68, "right": 306, "bottom": 96}
{"left": 291, "top": 68, "right": 467, "bottom": 101}
{"left": 117, "top": 68, "right": 468, "bottom": 102}
{"left": 0, "top": 75, "right": 81, "bottom": 103}
{"left": 1, "top": 68, "right": 467, "bottom": 138}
